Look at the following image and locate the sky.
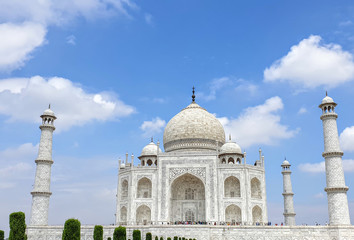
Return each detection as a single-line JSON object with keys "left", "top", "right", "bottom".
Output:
{"left": 1, "top": 0, "right": 354, "bottom": 236}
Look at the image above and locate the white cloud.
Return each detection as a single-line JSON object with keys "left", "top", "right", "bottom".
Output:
{"left": 314, "top": 192, "right": 325, "bottom": 199}
{"left": 0, "top": 76, "right": 135, "bottom": 132}
{"left": 66, "top": 35, "right": 76, "bottom": 45}
{"left": 298, "top": 107, "right": 307, "bottom": 115}
{"left": 0, "top": 0, "right": 137, "bottom": 26}
{"left": 264, "top": 35, "right": 354, "bottom": 89}
{"left": 0, "top": 143, "right": 37, "bottom": 189}
{"left": 340, "top": 126, "right": 354, "bottom": 151}
{"left": 198, "top": 77, "right": 232, "bottom": 101}
{"left": 0, "top": 22, "right": 46, "bottom": 71}
{"left": 140, "top": 117, "right": 166, "bottom": 137}
{"left": 145, "top": 13, "right": 153, "bottom": 25}
{"left": 0, "top": 0, "right": 138, "bottom": 71}
{"left": 339, "top": 20, "right": 353, "bottom": 27}
{"left": 234, "top": 80, "right": 259, "bottom": 96}
{"left": 218, "top": 96, "right": 298, "bottom": 148}
{"left": 298, "top": 159, "right": 354, "bottom": 173}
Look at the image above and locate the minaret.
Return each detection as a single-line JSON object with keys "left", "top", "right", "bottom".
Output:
{"left": 319, "top": 94, "right": 350, "bottom": 225}
{"left": 30, "top": 106, "right": 56, "bottom": 225}
{"left": 281, "top": 159, "right": 296, "bottom": 226}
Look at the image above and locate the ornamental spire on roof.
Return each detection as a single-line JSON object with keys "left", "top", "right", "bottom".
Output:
{"left": 192, "top": 86, "right": 195, "bottom": 102}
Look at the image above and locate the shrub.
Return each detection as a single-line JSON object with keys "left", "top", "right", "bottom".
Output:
{"left": 155, "top": 237, "right": 158, "bottom": 240}
{"left": 167, "top": 238, "right": 171, "bottom": 240}
{"left": 173, "top": 237, "right": 178, "bottom": 240}
{"left": 94, "top": 225, "right": 103, "bottom": 240}
{"left": 160, "top": 237, "right": 163, "bottom": 240}
{"left": 108, "top": 238, "right": 112, "bottom": 240}
{"left": 132, "top": 230, "right": 141, "bottom": 240}
{"left": 9, "top": 212, "right": 26, "bottom": 240}
{"left": 0, "top": 230, "right": 4, "bottom": 240}
{"left": 62, "top": 219, "right": 80, "bottom": 240}
{"left": 113, "top": 226, "right": 126, "bottom": 240}
{"left": 146, "top": 233, "right": 152, "bottom": 240}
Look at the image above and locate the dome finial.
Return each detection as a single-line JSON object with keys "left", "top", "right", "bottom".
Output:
{"left": 229, "top": 134, "right": 231, "bottom": 141}
{"left": 192, "top": 86, "right": 195, "bottom": 102}
{"left": 49, "top": 104, "right": 51, "bottom": 109}
{"left": 151, "top": 137, "right": 153, "bottom": 142}
{"left": 326, "top": 91, "right": 328, "bottom": 96}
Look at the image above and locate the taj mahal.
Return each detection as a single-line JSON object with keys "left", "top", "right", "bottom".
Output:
{"left": 27, "top": 91, "right": 354, "bottom": 239}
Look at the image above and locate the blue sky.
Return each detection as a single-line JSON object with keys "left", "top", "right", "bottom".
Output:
{"left": 1, "top": 0, "right": 354, "bottom": 235}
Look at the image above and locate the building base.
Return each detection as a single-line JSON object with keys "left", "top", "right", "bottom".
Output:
{"left": 27, "top": 224, "right": 354, "bottom": 240}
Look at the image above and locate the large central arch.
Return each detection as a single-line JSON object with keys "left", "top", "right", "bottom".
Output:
{"left": 170, "top": 173, "right": 205, "bottom": 222}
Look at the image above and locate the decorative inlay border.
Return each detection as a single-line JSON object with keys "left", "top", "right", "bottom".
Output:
{"left": 169, "top": 167, "right": 206, "bottom": 183}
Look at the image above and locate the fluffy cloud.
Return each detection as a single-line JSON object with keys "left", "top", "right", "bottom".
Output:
{"left": 0, "top": 22, "right": 46, "bottom": 71}
{"left": 340, "top": 126, "right": 354, "bottom": 151}
{"left": 0, "top": 0, "right": 137, "bottom": 26}
{"left": 298, "top": 159, "right": 354, "bottom": 173}
{"left": 218, "top": 96, "right": 298, "bottom": 148}
{"left": 298, "top": 107, "right": 307, "bottom": 115}
{"left": 0, "top": 143, "right": 37, "bottom": 188}
{"left": 140, "top": 117, "right": 166, "bottom": 137}
{"left": 0, "top": 76, "right": 135, "bottom": 131}
{"left": 0, "top": 0, "right": 137, "bottom": 71}
{"left": 198, "top": 77, "right": 233, "bottom": 101}
{"left": 264, "top": 35, "right": 354, "bottom": 89}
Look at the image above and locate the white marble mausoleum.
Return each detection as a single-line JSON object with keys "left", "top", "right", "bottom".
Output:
{"left": 115, "top": 95, "right": 267, "bottom": 226}
{"left": 26, "top": 92, "right": 354, "bottom": 240}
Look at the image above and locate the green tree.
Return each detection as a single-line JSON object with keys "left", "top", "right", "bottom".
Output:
{"left": 155, "top": 237, "right": 158, "bottom": 240}
{"left": 62, "top": 219, "right": 81, "bottom": 240}
{"left": 160, "top": 237, "right": 163, "bottom": 240}
{"left": 93, "top": 225, "right": 103, "bottom": 240}
{"left": 108, "top": 238, "right": 112, "bottom": 240}
{"left": 167, "top": 238, "right": 171, "bottom": 240}
{"left": 113, "top": 226, "right": 126, "bottom": 240}
{"left": 9, "top": 212, "right": 26, "bottom": 240}
{"left": 132, "top": 230, "right": 141, "bottom": 240}
{"left": 0, "top": 230, "right": 4, "bottom": 240}
{"left": 173, "top": 237, "right": 178, "bottom": 240}
{"left": 146, "top": 233, "right": 152, "bottom": 240}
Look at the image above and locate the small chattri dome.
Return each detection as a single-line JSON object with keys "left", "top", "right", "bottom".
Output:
{"left": 321, "top": 96, "right": 334, "bottom": 104}
{"left": 43, "top": 108, "right": 55, "bottom": 116}
{"left": 220, "top": 141, "right": 242, "bottom": 155}
{"left": 140, "top": 142, "right": 162, "bottom": 157}
{"left": 282, "top": 160, "right": 290, "bottom": 166}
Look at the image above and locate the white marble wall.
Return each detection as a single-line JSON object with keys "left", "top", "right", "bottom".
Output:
{"left": 116, "top": 151, "right": 268, "bottom": 226}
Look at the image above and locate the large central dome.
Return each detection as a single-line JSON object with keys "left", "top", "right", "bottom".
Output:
{"left": 163, "top": 101, "right": 226, "bottom": 152}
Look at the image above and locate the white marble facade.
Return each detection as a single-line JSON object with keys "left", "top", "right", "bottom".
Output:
{"left": 27, "top": 94, "right": 354, "bottom": 240}
{"left": 115, "top": 101, "right": 268, "bottom": 226}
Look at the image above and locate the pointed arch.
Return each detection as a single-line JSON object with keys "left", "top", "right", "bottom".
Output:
{"left": 121, "top": 179, "right": 128, "bottom": 199}
{"left": 137, "top": 177, "right": 152, "bottom": 198}
{"left": 225, "top": 204, "right": 242, "bottom": 224}
{"left": 252, "top": 205, "right": 262, "bottom": 224}
{"left": 120, "top": 206, "right": 127, "bottom": 223}
{"left": 170, "top": 173, "right": 205, "bottom": 222}
{"left": 224, "top": 176, "right": 240, "bottom": 198}
{"left": 136, "top": 205, "right": 151, "bottom": 225}
{"left": 251, "top": 177, "right": 261, "bottom": 199}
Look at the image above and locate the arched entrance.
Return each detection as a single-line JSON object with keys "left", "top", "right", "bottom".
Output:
{"left": 136, "top": 205, "right": 151, "bottom": 225}
{"left": 225, "top": 204, "right": 241, "bottom": 224}
{"left": 170, "top": 173, "right": 205, "bottom": 222}
{"left": 252, "top": 205, "right": 262, "bottom": 224}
